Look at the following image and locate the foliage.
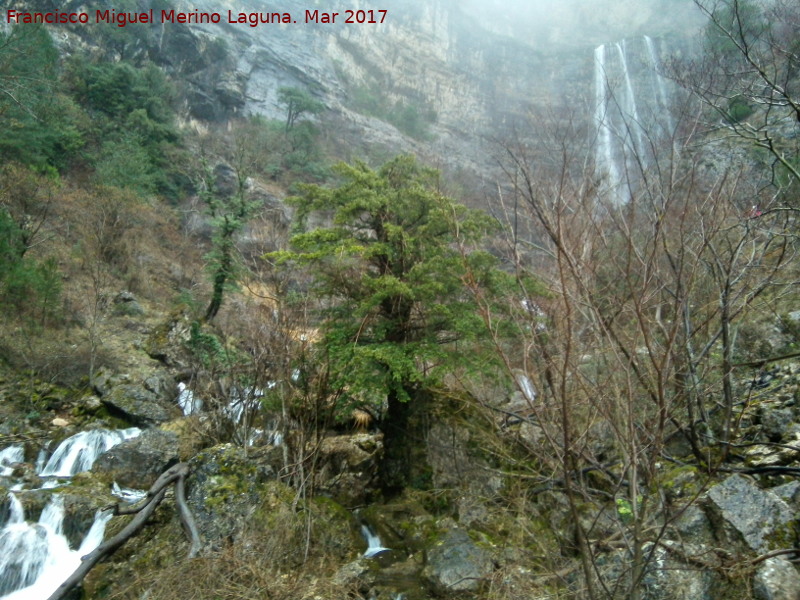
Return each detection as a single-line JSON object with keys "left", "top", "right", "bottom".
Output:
{"left": 704, "top": 0, "right": 766, "bottom": 60}
{"left": 277, "top": 86, "right": 325, "bottom": 132}
{"left": 348, "top": 81, "right": 437, "bottom": 140}
{"left": 0, "top": 25, "right": 83, "bottom": 170}
{"left": 726, "top": 95, "right": 754, "bottom": 123}
{"left": 197, "top": 161, "right": 259, "bottom": 322}
{"left": 66, "top": 57, "right": 183, "bottom": 197}
{"left": 272, "top": 155, "right": 509, "bottom": 419}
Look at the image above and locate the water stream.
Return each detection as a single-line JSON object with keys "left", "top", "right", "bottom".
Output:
{"left": 361, "top": 523, "right": 391, "bottom": 558}
{"left": 0, "top": 427, "right": 141, "bottom": 598}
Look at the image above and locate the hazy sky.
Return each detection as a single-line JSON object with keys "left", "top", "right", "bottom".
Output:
{"left": 460, "top": 0, "right": 705, "bottom": 50}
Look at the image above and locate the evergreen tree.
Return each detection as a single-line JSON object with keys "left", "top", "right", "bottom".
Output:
{"left": 274, "top": 155, "right": 509, "bottom": 487}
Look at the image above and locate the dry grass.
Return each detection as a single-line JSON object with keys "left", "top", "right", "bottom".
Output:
{"left": 104, "top": 492, "right": 362, "bottom": 600}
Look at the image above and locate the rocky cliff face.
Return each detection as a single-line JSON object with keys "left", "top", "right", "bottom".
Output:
{"left": 40, "top": 0, "right": 702, "bottom": 178}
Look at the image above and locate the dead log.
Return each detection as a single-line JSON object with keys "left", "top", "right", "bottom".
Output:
{"left": 46, "top": 462, "right": 201, "bottom": 600}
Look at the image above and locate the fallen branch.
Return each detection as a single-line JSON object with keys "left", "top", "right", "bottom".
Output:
{"left": 47, "top": 462, "right": 201, "bottom": 600}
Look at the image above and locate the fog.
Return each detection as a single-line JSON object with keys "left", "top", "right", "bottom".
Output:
{"left": 459, "top": 0, "right": 705, "bottom": 50}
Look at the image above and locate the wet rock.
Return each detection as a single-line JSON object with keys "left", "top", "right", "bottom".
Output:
{"left": 92, "top": 429, "right": 180, "bottom": 488}
{"left": 101, "top": 384, "right": 178, "bottom": 426}
{"left": 333, "top": 558, "right": 373, "bottom": 588}
{"left": 422, "top": 527, "right": 492, "bottom": 593}
{"left": 706, "top": 474, "right": 796, "bottom": 553}
{"left": 754, "top": 557, "right": 800, "bottom": 600}
{"left": 313, "top": 433, "right": 384, "bottom": 506}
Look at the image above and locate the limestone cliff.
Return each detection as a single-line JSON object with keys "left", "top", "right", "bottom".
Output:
{"left": 31, "top": 0, "right": 702, "bottom": 176}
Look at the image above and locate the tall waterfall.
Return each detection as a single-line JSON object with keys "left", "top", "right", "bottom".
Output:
{"left": 593, "top": 36, "right": 675, "bottom": 201}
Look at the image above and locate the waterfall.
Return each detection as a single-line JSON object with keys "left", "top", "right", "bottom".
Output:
{"left": 617, "top": 40, "right": 646, "bottom": 161}
{"left": 1, "top": 426, "right": 140, "bottom": 598}
{"left": 0, "top": 494, "right": 112, "bottom": 600}
{"left": 593, "top": 36, "right": 676, "bottom": 201}
{"left": 177, "top": 382, "right": 202, "bottom": 416}
{"left": 594, "top": 44, "right": 621, "bottom": 195}
{"left": 0, "top": 446, "right": 24, "bottom": 476}
{"left": 644, "top": 35, "right": 675, "bottom": 135}
{"left": 361, "top": 524, "right": 390, "bottom": 557}
{"left": 39, "top": 427, "right": 141, "bottom": 478}
{"left": 515, "top": 374, "right": 536, "bottom": 403}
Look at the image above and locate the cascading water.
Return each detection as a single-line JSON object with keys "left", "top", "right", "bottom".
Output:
{"left": 0, "top": 427, "right": 140, "bottom": 598}
{"left": 0, "top": 445, "right": 24, "bottom": 476}
{"left": 177, "top": 382, "right": 202, "bottom": 416}
{"left": 0, "top": 495, "right": 112, "bottom": 600}
{"left": 593, "top": 36, "right": 676, "bottom": 201}
{"left": 39, "top": 427, "right": 141, "bottom": 478}
{"left": 361, "top": 523, "right": 390, "bottom": 558}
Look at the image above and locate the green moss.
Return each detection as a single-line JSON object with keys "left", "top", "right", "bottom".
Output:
{"left": 764, "top": 518, "right": 800, "bottom": 551}
{"left": 657, "top": 464, "right": 701, "bottom": 499}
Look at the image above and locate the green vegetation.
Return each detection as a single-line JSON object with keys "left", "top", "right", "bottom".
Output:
{"left": 277, "top": 86, "right": 325, "bottom": 132}
{"left": 0, "top": 25, "right": 82, "bottom": 171}
{"left": 272, "top": 156, "right": 510, "bottom": 486}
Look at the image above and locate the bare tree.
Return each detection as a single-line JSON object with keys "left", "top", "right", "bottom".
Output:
{"left": 472, "top": 71, "right": 796, "bottom": 596}
{"left": 677, "top": 0, "right": 800, "bottom": 194}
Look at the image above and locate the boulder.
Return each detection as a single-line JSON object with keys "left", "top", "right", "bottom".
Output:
{"left": 145, "top": 312, "right": 193, "bottom": 368}
{"left": 185, "top": 444, "right": 274, "bottom": 548}
{"left": 422, "top": 527, "right": 492, "bottom": 593}
{"left": 101, "top": 384, "right": 178, "bottom": 426}
{"left": 92, "top": 429, "right": 180, "bottom": 488}
{"left": 754, "top": 557, "right": 800, "bottom": 600}
{"left": 706, "top": 475, "right": 796, "bottom": 553}
{"left": 313, "top": 433, "right": 384, "bottom": 506}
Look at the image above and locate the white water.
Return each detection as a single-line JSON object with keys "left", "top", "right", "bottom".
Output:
{"left": 594, "top": 44, "right": 621, "bottom": 195}
{"left": 644, "top": 35, "right": 674, "bottom": 135}
{"left": 0, "top": 446, "right": 24, "bottom": 476}
{"left": 0, "top": 494, "right": 112, "bottom": 599}
{"left": 0, "top": 427, "right": 139, "bottom": 598}
{"left": 177, "top": 382, "right": 202, "bottom": 416}
{"left": 361, "top": 524, "right": 390, "bottom": 557}
{"left": 516, "top": 374, "right": 537, "bottom": 404}
{"left": 593, "top": 36, "right": 676, "bottom": 202}
{"left": 40, "top": 427, "right": 141, "bottom": 478}
{"left": 111, "top": 482, "right": 148, "bottom": 503}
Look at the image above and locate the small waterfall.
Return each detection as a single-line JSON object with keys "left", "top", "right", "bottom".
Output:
{"left": 515, "top": 373, "right": 536, "bottom": 403}
{"left": 111, "top": 482, "right": 148, "bottom": 503}
{"left": 177, "top": 382, "right": 202, "bottom": 416}
{"left": 39, "top": 428, "right": 141, "bottom": 478}
{"left": 593, "top": 36, "right": 676, "bottom": 201}
{"left": 0, "top": 494, "right": 112, "bottom": 600}
{"left": 361, "top": 524, "right": 390, "bottom": 557}
{"left": 0, "top": 446, "right": 24, "bottom": 476}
